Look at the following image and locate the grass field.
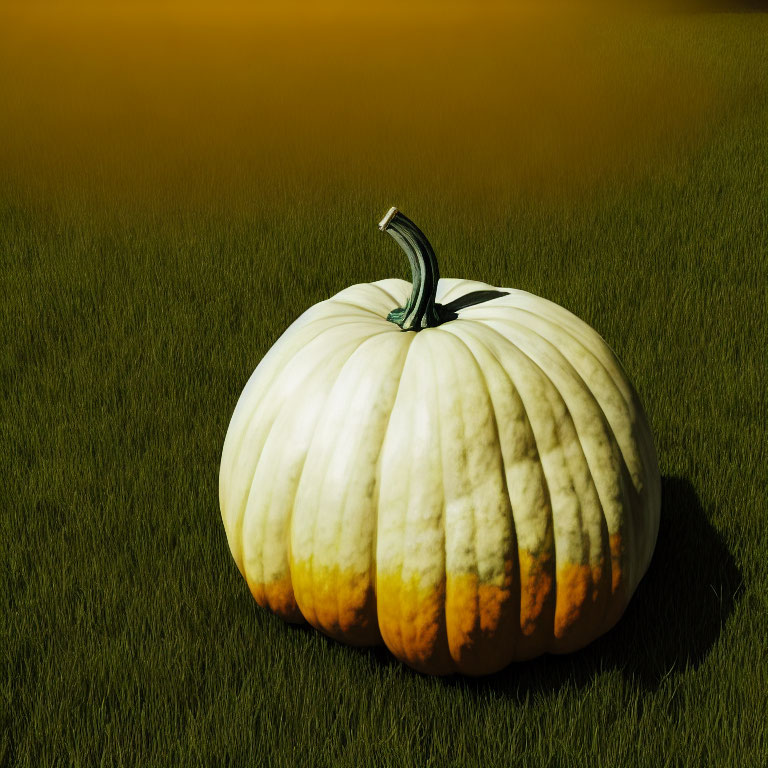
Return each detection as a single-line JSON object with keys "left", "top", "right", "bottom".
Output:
{"left": 1, "top": 2, "right": 766, "bottom": 766}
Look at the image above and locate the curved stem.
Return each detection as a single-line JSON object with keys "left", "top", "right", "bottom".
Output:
{"left": 379, "top": 207, "right": 443, "bottom": 331}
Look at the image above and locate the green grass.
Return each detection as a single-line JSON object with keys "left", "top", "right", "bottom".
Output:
{"left": 2, "top": 6, "right": 767, "bottom": 768}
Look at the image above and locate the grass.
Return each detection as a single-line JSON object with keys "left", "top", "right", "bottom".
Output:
{"left": 1, "top": 3, "right": 766, "bottom": 766}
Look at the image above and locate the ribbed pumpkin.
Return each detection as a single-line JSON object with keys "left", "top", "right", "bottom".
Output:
{"left": 219, "top": 207, "right": 660, "bottom": 676}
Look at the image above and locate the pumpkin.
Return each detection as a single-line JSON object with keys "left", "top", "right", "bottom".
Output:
{"left": 219, "top": 207, "right": 660, "bottom": 676}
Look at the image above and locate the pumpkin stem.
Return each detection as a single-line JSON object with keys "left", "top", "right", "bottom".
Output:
{"left": 379, "top": 207, "right": 447, "bottom": 331}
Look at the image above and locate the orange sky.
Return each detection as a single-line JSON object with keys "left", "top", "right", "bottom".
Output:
{"left": 0, "top": 2, "right": 739, "bottom": 208}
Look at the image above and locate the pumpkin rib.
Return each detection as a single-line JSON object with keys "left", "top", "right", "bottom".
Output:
{"left": 324, "top": 296, "right": 399, "bottom": 323}
{"left": 369, "top": 278, "right": 412, "bottom": 310}
{"left": 462, "top": 300, "right": 641, "bottom": 468}
{"left": 396, "top": 362, "right": 414, "bottom": 662}
{"left": 376, "top": 330, "right": 459, "bottom": 673}
{"left": 325, "top": 330, "right": 409, "bottom": 642}
{"left": 470, "top": 323, "right": 617, "bottom": 526}
{"left": 441, "top": 319, "right": 560, "bottom": 655}
{"left": 470, "top": 300, "right": 654, "bottom": 506}
{"left": 325, "top": 334, "right": 383, "bottom": 639}
{"left": 466, "top": 292, "right": 658, "bottom": 523}
{"left": 448, "top": 331, "right": 477, "bottom": 665}
{"left": 245, "top": 334, "right": 381, "bottom": 617}
{"left": 461, "top": 319, "right": 571, "bottom": 650}
{"left": 502, "top": 334, "right": 598, "bottom": 653}
{"left": 457, "top": 313, "right": 655, "bottom": 638}
{"left": 498, "top": 315, "right": 644, "bottom": 604}
{"left": 308, "top": 335, "right": 362, "bottom": 633}
{"left": 373, "top": 330, "right": 422, "bottom": 662}
{"left": 294, "top": 341, "right": 358, "bottom": 628}
{"left": 461, "top": 291, "right": 644, "bottom": 444}
{"left": 478, "top": 345, "right": 557, "bottom": 659}
{"left": 470, "top": 316, "right": 624, "bottom": 641}
{"left": 422, "top": 330, "right": 453, "bottom": 673}
{"left": 457, "top": 329, "right": 520, "bottom": 657}
{"left": 471, "top": 304, "right": 658, "bottom": 604}
{"left": 436, "top": 325, "right": 522, "bottom": 671}
{"left": 416, "top": 331, "right": 454, "bottom": 671}
{"left": 287, "top": 329, "right": 412, "bottom": 640}
{"left": 453, "top": 317, "right": 612, "bottom": 653}
{"left": 292, "top": 329, "right": 399, "bottom": 634}
{"left": 239, "top": 349, "right": 344, "bottom": 609}
{"left": 232, "top": 330, "right": 365, "bottom": 578}
{"left": 528, "top": 302, "right": 653, "bottom": 504}
{"left": 220, "top": 314, "right": 327, "bottom": 535}
{"left": 433, "top": 329, "right": 481, "bottom": 671}
{"left": 462, "top": 317, "right": 634, "bottom": 556}
{"left": 407, "top": 331, "right": 452, "bottom": 669}
{"left": 222, "top": 312, "right": 388, "bottom": 521}
{"left": 474, "top": 322, "right": 561, "bottom": 656}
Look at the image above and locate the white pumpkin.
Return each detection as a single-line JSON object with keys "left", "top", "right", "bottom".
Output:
{"left": 219, "top": 207, "right": 660, "bottom": 675}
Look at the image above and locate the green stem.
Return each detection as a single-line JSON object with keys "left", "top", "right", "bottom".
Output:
{"left": 379, "top": 207, "right": 444, "bottom": 331}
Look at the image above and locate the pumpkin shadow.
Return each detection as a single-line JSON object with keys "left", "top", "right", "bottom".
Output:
{"left": 443, "top": 475, "right": 741, "bottom": 696}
